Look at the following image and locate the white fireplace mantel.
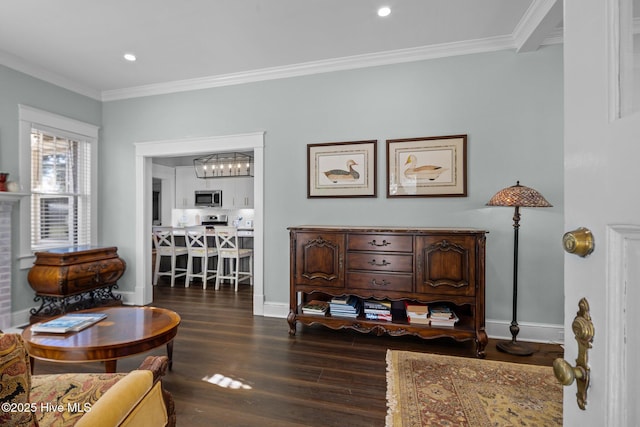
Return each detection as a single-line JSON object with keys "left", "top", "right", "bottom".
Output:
{"left": 0, "top": 192, "right": 29, "bottom": 201}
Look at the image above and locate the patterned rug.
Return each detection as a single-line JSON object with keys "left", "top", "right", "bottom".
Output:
{"left": 386, "top": 350, "right": 562, "bottom": 426}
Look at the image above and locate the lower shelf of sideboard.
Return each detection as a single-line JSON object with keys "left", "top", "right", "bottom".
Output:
{"left": 287, "top": 311, "right": 488, "bottom": 358}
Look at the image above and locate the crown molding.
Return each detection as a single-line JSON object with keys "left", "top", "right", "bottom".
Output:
{"left": 102, "top": 35, "right": 520, "bottom": 101}
{"left": 0, "top": 51, "right": 101, "bottom": 100}
{"left": 513, "top": 0, "right": 563, "bottom": 52}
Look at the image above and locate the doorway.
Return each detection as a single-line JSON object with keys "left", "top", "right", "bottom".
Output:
{"left": 134, "top": 132, "right": 265, "bottom": 315}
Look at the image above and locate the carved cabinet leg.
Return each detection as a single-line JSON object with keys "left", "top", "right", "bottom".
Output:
{"left": 287, "top": 310, "right": 297, "bottom": 335}
{"left": 476, "top": 330, "right": 488, "bottom": 358}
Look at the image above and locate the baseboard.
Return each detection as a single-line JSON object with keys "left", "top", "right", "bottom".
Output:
{"left": 10, "top": 307, "right": 32, "bottom": 329}
{"left": 485, "top": 319, "right": 564, "bottom": 345}
{"left": 262, "top": 301, "right": 289, "bottom": 318}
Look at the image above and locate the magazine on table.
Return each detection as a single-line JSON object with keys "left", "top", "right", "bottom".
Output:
{"left": 31, "top": 313, "right": 108, "bottom": 334}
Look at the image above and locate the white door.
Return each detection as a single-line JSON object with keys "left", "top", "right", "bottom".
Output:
{"left": 564, "top": 0, "right": 640, "bottom": 425}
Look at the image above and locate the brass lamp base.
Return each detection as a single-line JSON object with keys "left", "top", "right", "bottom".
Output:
{"left": 496, "top": 340, "right": 534, "bottom": 356}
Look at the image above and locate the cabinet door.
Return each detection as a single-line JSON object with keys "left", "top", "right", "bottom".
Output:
{"left": 175, "top": 167, "right": 198, "bottom": 207}
{"left": 235, "top": 177, "right": 254, "bottom": 208}
{"left": 415, "top": 235, "right": 476, "bottom": 296}
{"left": 293, "top": 232, "right": 345, "bottom": 288}
{"left": 218, "top": 178, "right": 235, "bottom": 207}
{"left": 219, "top": 177, "right": 253, "bottom": 208}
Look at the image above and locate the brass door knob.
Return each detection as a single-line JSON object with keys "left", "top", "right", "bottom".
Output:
{"left": 563, "top": 227, "right": 594, "bottom": 257}
{"left": 553, "top": 358, "right": 587, "bottom": 386}
{"left": 553, "top": 298, "right": 593, "bottom": 410}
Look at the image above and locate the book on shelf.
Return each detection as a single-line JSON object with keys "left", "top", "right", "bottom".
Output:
{"left": 405, "top": 302, "right": 429, "bottom": 324}
{"left": 405, "top": 302, "right": 429, "bottom": 315}
{"left": 429, "top": 305, "right": 453, "bottom": 318}
{"left": 331, "top": 311, "right": 359, "bottom": 318}
{"left": 329, "top": 296, "right": 360, "bottom": 308}
{"left": 363, "top": 307, "right": 391, "bottom": 315}
{"left": 364, "top": 312, "right": 392, "bottom": 322}
{"left": 363, "top": 299, "right": 392, "bottom": 317}
{"left": 407, "top": 316, "right": 430, "bottom": 325}
{"left": 329, "top": 295, "right": 352, "bottom": 305}
{"left": 31, "top": 313, "right": 108, "bottom": 334}
{"left": 429, "top": 311, "right": 460, "bottom": 327}
{"left": 363, "top": 299, "right": 391, "bottom": 310}
{"left": 301, "top": 300, "right": 329, "bottom": 315}
{"left": 329, "top": 296, "right": 360, "bottom": 316}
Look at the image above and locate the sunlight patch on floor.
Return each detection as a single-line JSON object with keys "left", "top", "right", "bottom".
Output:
{"left": 202, "top": 373, "right": 252, "bottom": 390}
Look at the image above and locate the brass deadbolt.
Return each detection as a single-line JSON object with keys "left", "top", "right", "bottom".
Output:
{"left": 563, "top": 227, "right": 594, "bottom": 257}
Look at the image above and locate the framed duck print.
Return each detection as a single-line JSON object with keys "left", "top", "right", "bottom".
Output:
{"left": 386, "top": 135, "right": 467, "bottom": 197}
{"left": 307, "top": 140, "right": 377, "bottom": 198}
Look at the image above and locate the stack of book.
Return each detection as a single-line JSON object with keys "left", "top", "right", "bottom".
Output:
{"left": 363, "top": 299, "right": 392, "bottom": 321}
{"left": 428, "top": 305, "right": 459, "bottom": 327}
{"left": 405, "top": 302, "right": 429, "bottom": 325}
{"left": 301, "top": 300, "right": 329, "bottom": 315}
{"left": 329, "top": 296, "right": 361, "bottom": 318}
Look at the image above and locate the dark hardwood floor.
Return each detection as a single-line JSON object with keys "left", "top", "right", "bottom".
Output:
{"left": 31, "top": 280, "right": 563, "bottom": 427}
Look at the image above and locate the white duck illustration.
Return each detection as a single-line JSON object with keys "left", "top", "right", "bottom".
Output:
{"left": 324, "top": 159, "right": 360, "bottom": 183}
{"left": 404, "top": 155, "right": 447, "bottom": 181}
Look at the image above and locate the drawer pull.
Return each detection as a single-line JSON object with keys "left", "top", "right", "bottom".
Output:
{"left": 369, "top": 239, "right": 390, "bottom": 247}
{"left": 371, "top": 279, "right": 390, "bottom": 286}
{"left": 368, "top": 259, "right": 390, "bottom": 267}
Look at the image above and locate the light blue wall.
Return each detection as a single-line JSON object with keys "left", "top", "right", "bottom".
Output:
{"left": 1, "top": 45, "right": 563, "bottom": 325}
{"left": 101, "top": 45, "right": 564, "bottom": 325}
{"left": 0, "top": 64, "right": 102, "bottom": 313}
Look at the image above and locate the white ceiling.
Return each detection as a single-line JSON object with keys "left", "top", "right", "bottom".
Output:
{"left": 0, "top": 0, "right": 563, "bottom": 101}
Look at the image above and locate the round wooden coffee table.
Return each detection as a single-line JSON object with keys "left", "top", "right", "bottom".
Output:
{"left": 22, "top": 306, "right": 180, "bottom": 373}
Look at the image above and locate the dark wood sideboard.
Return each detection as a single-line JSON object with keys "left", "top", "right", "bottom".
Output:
{"left": 288, "top": 226, "right": 488, "bottom": 357}
{"left": 28, "top": 245, "right": 126, "bottom": 321}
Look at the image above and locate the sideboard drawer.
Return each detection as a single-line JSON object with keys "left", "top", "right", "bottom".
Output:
{"left": 346, "top": 272, "right": 413, "bottom": 292}
{"left": 348, "top": 234, "right": 413, "bottom": 252}
{"left": 347, "top": 253, "right": 413, "bottom": 273}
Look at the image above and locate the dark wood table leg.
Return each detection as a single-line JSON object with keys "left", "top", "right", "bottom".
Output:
{"left": 30, "top": 356, "right": 35, "bottom": 375}
{"left": 105, "top": 360, "right": 117, "bottom": 373}
{"left": 166, "top": 340, "right": 174, "bottom": 371}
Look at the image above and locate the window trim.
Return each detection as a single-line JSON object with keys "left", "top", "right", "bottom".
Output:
{"left": 18, "top": 105, "right": 99, "bottom": 269}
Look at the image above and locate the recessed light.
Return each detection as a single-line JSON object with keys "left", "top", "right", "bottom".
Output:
{"left": 123, "top": 53, "right": 137, "bottom": 62}
{"left": 377, "top": 6, "right": 391, "bottom": 17}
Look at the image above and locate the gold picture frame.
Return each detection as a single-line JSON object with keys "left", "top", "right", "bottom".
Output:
{"left": 386, "top": 135, "right": 467, "bottom": 197}
{"left": 307, "top": 140, "right": 377, "bottom": 198}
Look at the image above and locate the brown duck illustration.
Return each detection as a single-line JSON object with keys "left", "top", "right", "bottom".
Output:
{"left": 404, "top": 155, "right": 447, "bottom": 181}
{"left": 324, "top": 160, "right": 360, "bottom": 183}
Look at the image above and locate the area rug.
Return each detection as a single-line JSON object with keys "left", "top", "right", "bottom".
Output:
{"left": 386, "top": 350, "right": 562, "bottom": 427}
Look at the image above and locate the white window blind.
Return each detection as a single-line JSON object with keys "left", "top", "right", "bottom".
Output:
{"left": 30, "top": 128, "right": 91, "bottom": 250}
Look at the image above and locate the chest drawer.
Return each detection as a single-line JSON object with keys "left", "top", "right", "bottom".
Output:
{"left": 346, "top": 272, "right": 413, "bottom": 292}
{"left": 348, "top": 234, "right": 413, "bottom": 252}
{"left": 346, "top": 253, "right": 413, "bottom": 273}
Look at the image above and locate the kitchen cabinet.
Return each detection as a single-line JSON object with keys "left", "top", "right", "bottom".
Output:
{"left": 175, "top": 167, "right": 199, "bottom": 208}
{"left": 175, "top": 166, "right": 254, "bottom": 208}
{"left": 220, "top": 176, "right": 253, "bottom": 208}
{"left": 288, "top": 226, "right": 488, "bottom": 358}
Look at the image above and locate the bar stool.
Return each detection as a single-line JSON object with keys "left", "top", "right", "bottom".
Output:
{"left": 214, "top": 226, "right": 253, "bottom": 292}
{"left": 152, "top": 226, "right": 188, "bottom": 287}
{"left": 185, "top": 226, "right": 218, "bottom": 289}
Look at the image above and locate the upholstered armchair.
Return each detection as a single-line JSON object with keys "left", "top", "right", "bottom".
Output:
{"left": 0, "top": 333, "right": 176, "bottom": 427}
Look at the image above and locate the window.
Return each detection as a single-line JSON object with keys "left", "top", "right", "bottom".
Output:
{"left": 18, "top": 105, "right": 98, "bottom": 263}
{"left": 30, "top": 129, "right": 91, "bottom": 249}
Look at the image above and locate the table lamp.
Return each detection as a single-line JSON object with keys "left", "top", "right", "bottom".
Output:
{"left": 487, "top": 181, "right": 552, "bottom": 356}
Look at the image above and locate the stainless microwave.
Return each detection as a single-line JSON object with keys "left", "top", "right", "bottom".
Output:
{"left": 195, "top": 190, "right": 222, "bottom": 207}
